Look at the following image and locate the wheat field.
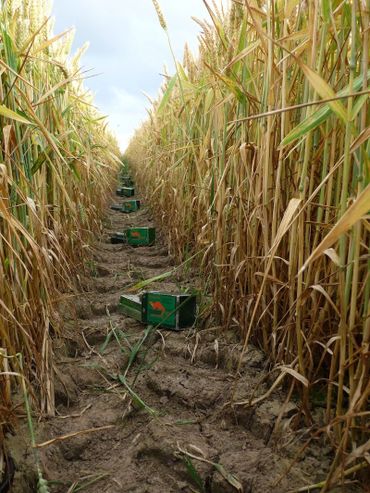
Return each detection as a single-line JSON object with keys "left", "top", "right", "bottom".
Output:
{"left": 0, "top": 0, "right": 119, "bottom": 444}
{"left": 126, "top": 0, "right": 370, "bottom": 484}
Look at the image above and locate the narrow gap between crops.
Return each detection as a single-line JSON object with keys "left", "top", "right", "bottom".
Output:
{"left": 8, "top": 185, "right": 349, "bottom": 493}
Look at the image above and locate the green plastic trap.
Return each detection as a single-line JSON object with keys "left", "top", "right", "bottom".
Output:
{"left": 119, "top": 291, "right": 197, "bottom": 330}
{"left": 120, "top": 176, "right": 134, "bottom": 186}
{"left": 126, "top": 227, "right": 155, "bottom": 246}
{"left": 118, "top": 294, "right": 142, "bottom": 321}
{"left": 110, "top": 200, "right": 141, "bottom": 213}
{"left": 116, "top": 187, "right": 135, "bottom": 197}
{"left": 142, "top": 292, "right": 197, "bottom": 330}
{"left": 110, "top": 227, "right": 156, "bottom": 246}
{"left": 110, "top": 232, "right": 126, "bottom": 244}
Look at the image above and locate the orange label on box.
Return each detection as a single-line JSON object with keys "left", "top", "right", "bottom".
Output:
{"left": 149, "top": 301, "right": 166, "bottom": 315}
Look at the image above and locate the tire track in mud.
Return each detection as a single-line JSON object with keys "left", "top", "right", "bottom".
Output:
{"left": 9, "top": 187, "right": 340, "bottom": 493}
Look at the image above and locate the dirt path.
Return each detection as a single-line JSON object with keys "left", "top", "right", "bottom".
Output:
{"left": 9, "top": 187, "right": 344, "bottom": 492}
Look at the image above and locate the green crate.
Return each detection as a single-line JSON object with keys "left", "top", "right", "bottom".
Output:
{"left": 110, "top": 200, "right": 140, "bottom": 213}
{"left": 122, "top": 200, "right": 140, "bottom": 213}
{"left": 120, "top": 176, "right": 134, "bottom": 186}
{"left": 142, "top": 292, "right": 197, "bottom": 330}
{"left": 126, "top": 227, "right": 155, "bottom": 246}
{"left": 119, "top": 294, "right": 142, "bottom": 322}
{"left": 110, "top": 232, "right": 126, "bottom": 244}
{"left": 116, "top": 187, "right": 135, "bottom": 197}
{"left": 110, "top": 227, "right": 155, "bottom": 246}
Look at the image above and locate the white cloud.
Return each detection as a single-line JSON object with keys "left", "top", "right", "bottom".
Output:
{"left": 105, "top": 87, "right": 148, "bottom": 149}
{"left": 52, "top": 0, "right": 229, "bottom": 151}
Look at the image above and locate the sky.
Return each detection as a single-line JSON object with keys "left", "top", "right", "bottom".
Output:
{"left": 52, "top": 0, "right": 228, "bottom": 152}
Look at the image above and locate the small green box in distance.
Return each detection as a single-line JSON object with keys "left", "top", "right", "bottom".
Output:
{"left": 142, "top": 292, "right": 197, "bottom": 330}
{"left": 119, "top": 294, "right": 142, "bottom": 322}
{"left": 118, "top": 170, "right": 133, "bottom": 179}
{"left": 120, "top": 176, "right": 134, "bottom": 187}
{"left": 110, "top": 200, "right": 140, "bottom": 213}
{"left": 110, "top": 228, "right": 155, "bottom": 246}
{"left": 126, "top": 227, "right": 155, "bottom": 246}
{"left": 116, "top": 187, "right": 135, "bottom": 197}
{"left": 110, "top": 232, "right": 126, "bottom": 244}
{"left": 122, "top": 200, "right": 140, "bottom": 213}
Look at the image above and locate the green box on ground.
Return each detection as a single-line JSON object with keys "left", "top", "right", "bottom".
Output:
{"left": 116, "top": 187, "right": 135, "bottom": 197}
{"left": 119, "top": 292, "right": 197, "bottom": 330}
{"left": 118, "top": 294, "right": 142, "bottom": 322}
{"left": 110, "top": 232, "right": 126, "bottom": 244}
{"left": 126, "top": 227, "right": 155, "bottom": 246}
{"left": 110, "top": 227, "right": 155, "bottom": 246}
{"left": 110, "top": 200, "right": 140, "bottom": 213}
{"left": 122, "top": 200, "right": 140, "bottom": 212}
{"left": 142, "top": 292, "right": 197, "bottom": 330}
{"left": 120, "top": 176, "right": 134, "bottom": 186}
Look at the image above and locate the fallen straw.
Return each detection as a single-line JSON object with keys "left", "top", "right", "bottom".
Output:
{"left": 33, "top": 425, "right": 115, "bottom": 449}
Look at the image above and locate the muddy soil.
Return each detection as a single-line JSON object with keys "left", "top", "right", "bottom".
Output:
{"left": 6, "top": 188, "right": 365, "bottom": 493}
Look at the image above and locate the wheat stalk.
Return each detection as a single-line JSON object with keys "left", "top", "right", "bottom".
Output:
{"left": 151, "top": 0, "right": 167, "bottom": 30}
